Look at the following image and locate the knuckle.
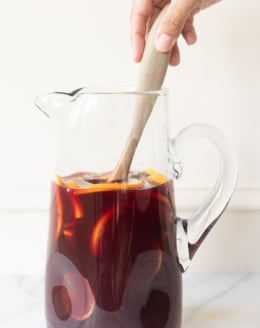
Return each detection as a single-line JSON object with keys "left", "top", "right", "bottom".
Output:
{"left": 161, "top": 15, "right": 183, "bottom": 35}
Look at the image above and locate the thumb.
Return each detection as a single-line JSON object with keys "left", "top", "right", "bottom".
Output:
{"left": 155, "top": 0, "right": 197, "bottom": 52}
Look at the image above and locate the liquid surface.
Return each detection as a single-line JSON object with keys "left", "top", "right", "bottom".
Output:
{"left": 46, "top": 170, "right": 182, "bottom": 328}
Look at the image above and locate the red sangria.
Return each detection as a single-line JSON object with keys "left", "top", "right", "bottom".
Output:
{"left": 45, "top": 169, "right": 182, "bottom": 328}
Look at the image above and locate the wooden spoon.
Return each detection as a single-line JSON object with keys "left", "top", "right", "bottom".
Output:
{"left": 109, "top": 5, "right": 171, "bottom": 182}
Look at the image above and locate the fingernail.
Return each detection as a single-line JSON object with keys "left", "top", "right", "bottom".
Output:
{"left": 155, "top": 34, "right": 176, "bottom": 52}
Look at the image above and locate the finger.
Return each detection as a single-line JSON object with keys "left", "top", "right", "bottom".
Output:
{"left": 182, "top": 15, "right": 197, "bottom": 45}
{"left": 169, "top": 42, "right": 181, "bottom": 66}
{"left": 191, "top": 6, "right": 201, "bottom": 15}
{"left": 130, "top": 0, "right": 153, "bottom": 62}
{"left": 148, "top": 0, "right": 172, "bottom": 30}
{"left": 155, "top": 0, "right": 198, "bottom": 52}
{"left": 146, "top": 6, "right": 162, "bottom": 37}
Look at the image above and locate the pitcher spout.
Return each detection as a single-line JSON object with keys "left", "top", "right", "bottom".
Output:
{"left": 35, "top": 88, "right": 84, "bottom": 117}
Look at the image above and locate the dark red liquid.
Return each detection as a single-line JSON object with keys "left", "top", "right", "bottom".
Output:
{"left": 45, "top": 177, "right": 182, "bottom": 328}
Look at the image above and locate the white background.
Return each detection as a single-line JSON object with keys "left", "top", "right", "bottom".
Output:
{"left": 0, "top": 0, "right": 259, "bottom": 274}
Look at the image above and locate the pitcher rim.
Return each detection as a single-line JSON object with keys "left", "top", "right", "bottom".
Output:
{"left": 73, "top": 86, "right": 168, "bottom": 97}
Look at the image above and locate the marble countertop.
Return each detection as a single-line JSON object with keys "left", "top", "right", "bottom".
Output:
{"left": 0, "top": 274, "right": 259, "bottom": 327}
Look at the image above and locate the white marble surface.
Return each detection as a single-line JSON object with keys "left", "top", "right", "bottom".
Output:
{"left": 0, "top": 274, "right": 259, "bottom": 327}
{"left": 182, "top": 274, "right": 260, "bottom": 327}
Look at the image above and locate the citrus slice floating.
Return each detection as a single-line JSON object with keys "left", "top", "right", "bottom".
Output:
{"left": 145, "top": 168, "right": 159, "bottom": 175}
{"left": 55, "top": 169, "right": 168, "bottom": 195}
{"left": 64, "top": 180, "right": 78, "bottom": 189}
{"left": 145, "top": 168, "right": 167, "bottom": 186}
{"left": 53, "top": 185, "right": 63, "bottom": 241}
{"left": 74, "top": 178, "right": 145, "bottom": 195}
{"left": 56, "top": 175, "right": 63, "bottom": 186}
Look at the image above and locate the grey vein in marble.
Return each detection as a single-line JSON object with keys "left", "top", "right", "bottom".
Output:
{"left": 0, "top": 275, "right": 45, "bottom": 328}
{"left": 182, "top": 274, "right": 260, "bottom": 328}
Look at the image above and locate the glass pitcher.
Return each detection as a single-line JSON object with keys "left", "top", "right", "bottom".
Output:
{"left": 35, "top": 87, "right": 238, "bottom": 328}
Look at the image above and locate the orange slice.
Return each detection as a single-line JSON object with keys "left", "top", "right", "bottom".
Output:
{"left": 74, "top": 178, "right": 145, "bottom": 195}
{"left": 64, "top": 180, "right": 78, "bottom": 189}
{"left": 145, "top": 169, "right": 167, "bottom": 186}
{"left": 145, "top": 168, "right": 159, "bottom": 175}
{"left": 56, "top": 175, "right": 63, "bottom": 186}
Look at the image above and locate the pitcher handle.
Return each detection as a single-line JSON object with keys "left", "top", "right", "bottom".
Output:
{"left": 169, "top": 123, "right": 238, "bottom": 271}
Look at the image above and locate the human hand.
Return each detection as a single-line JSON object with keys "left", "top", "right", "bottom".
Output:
{"left": 131, "top": 0, "right": 221, "bottom": 66}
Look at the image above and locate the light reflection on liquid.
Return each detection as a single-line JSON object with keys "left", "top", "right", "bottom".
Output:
{"left": 90, "top": 209, "right": 112, "bottom": 256}
{"left": 70, "top": 192, "right": 84, "bottom": 219}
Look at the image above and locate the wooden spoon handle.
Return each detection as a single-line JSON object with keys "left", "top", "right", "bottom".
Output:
{"left": 136, "top": 5, "right": 170, "bottom": 92}
{"left": 109, "top": 5, "right": 170, "bottom": 182}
